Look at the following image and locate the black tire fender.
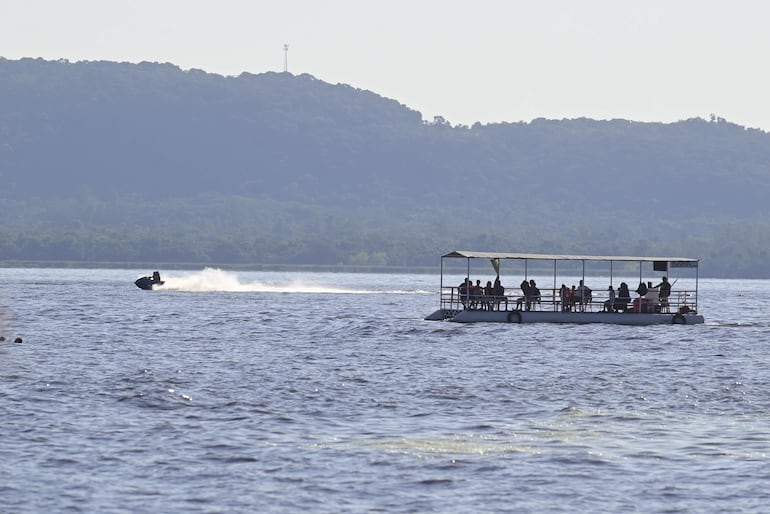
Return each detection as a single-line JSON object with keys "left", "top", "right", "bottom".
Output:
{"left": 507, "top": 311, "right": 522, "bottom": 323}
{"left": 672, "top": 313, "right": 686, "bottom": 324}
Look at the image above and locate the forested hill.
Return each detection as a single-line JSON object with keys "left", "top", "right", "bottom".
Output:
{"left": 2, "top": 57, "right": 770, "bottom": 277}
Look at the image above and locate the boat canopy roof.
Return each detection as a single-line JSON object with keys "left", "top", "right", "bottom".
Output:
{"left": 443, "top": 250, "right": 699, "bottom": 264}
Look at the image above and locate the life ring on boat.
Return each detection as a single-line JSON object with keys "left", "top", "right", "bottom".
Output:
{"left": 507, "top": 311, "right": 522, "bottom": 323}
{"left": 672, "top": 313, "right": 687, "bottom": 324}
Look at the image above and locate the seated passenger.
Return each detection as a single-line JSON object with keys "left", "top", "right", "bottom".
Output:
{"left": 484, "top": 280, "right": 494, "bottom": 311}
{"left": 493, "top": 278, "right": 505, "bottom": 311}
{"left": 614, "top": 282, "right": 631, "bottom": 312}
{"left": 471, "top": 279, "right": 484, "bottom": 309}
{"left": 602, "top": 285, "right": 615, "bottom": 312}
{"left": 516, "top": 279, "right": 530, "bottom": 310}
{"left": 458, "top": 278, "right": 470, "bottom": 308}
{"left": 575, "top": 280, "right": 592, "bottom": 310}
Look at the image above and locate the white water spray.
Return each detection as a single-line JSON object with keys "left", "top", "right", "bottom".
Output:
{"left": 153, "top": 268, "right": 428, "bottom": 294}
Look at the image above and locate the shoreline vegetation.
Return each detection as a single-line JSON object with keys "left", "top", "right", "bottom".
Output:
{"left": 3, "top": 58, "right": 770, "bottom": 278}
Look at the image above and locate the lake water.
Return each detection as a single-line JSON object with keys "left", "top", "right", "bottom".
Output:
{"left": 1, "top": 268, "right": 769, "bottom": 513}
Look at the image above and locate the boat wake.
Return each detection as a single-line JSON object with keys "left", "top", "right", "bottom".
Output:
{"left": 153, "top": 268, "right": 430, "bottom": 294}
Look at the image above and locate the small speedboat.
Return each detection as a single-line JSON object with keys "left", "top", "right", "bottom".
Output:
{"left": 135, "top": 271, "right": 164, "bottom": 290}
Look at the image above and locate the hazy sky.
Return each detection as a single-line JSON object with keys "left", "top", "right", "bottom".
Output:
{"left": 2, "top": 0, "right": 769, "bottom": 130}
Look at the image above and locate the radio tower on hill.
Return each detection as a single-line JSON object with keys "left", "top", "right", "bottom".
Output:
{"left": 283, "top": 44, "right": 289, "bottom": 72}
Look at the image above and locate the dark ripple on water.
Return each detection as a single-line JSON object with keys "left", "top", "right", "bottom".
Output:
{"left": 1, "top": 271, "right": 770, "bottom": 512}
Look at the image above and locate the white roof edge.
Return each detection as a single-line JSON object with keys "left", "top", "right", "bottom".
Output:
{"left": 443, "top": 250, "right": 699, "bottom": 263}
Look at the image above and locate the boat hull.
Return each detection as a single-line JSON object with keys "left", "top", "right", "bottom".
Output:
{"left": 425, "top": 308, "right": 704, "bottom": 325}
{"left": 134, "top": 277, "right": 164, "bottom": 290}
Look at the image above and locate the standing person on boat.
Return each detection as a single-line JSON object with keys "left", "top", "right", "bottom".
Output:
{"left": 614, "top": 282, "right": 631, "bottom": 312}
{"left": 635, "top": 281, "right": 648, "bottom": 297}
{"left": 655, "top": 276, "right": 672, "bottom": 312}
{"left": 603, "top": 285, "right": 616, "bottom": 312}
{"left": 560, "top": 284, "right": 570, "bottom": 311}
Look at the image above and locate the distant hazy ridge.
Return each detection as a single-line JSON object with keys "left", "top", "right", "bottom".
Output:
{"left": 2, "top": 57, "right": 770, "bottom": 277}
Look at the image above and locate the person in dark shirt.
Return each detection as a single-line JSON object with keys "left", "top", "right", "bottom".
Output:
{"left": 526, "top": 279, "right": 541, "bottom": 311}
{"left": 614, "top": 282, "right": 631, "bottom": 312}
{"left": 483, "top": 280, "right": 494, "bottom": 311}
{"left": 655, "top": 276, "right": 672, "bottom": 312}
{"left": 492, "top": 277, "right": 505, "bottom": 311}
{"left": 517, "top": 279, "right": 530, "bottom": 310}
{"left": 560, "top": 283, "right": 570, "bottom": 311}
{"left": 575, "top": 280, "right": 592, "bottom": 310}
{"left": 458, "top": 278, "right": 470, "bottom": 308}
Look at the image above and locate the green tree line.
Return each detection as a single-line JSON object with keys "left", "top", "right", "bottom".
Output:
{"left": 2, "top": 58, "right": 770, "bottom": 277}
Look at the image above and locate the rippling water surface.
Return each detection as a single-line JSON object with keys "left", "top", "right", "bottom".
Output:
{"left": 1, "top": 268, "right": 769, "bottom": 513}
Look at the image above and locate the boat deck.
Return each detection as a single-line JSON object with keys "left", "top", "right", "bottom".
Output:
{"left": 426, "top": 285, "right": 702, "bottom": 324}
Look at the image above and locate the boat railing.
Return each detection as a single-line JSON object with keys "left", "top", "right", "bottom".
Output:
{"left": 440, "top": 286, "right": 697, "bottom": 314}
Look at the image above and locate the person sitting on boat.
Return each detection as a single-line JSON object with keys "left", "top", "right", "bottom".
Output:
{"left": 614, "top": 282, "right": 631, "bottom": 312}
{"left": 467, "top": 279, "right": 478, "bottom": 309}
{"left": 574, "top": 280, "right": 592, "bottom": 310}
{"left": 633, "top": 281, "right": 653, "bottom": 312}
{"left": 655, "top": 276, "right": 672, "bottom": 312}
{"left": 458, "top": 278, "right": 470, "bottom": 308}
{"left": 602, "top": 285, "right": 616, "bottom": 312}
{"left": 483, "top": 280, "right": 495, "bottom": 311}
{"left": 516, "top": 279, "right": 530, "bottom": 310}
{"left": 526, "top": 279, "right": 541, "bottom": 311}
{"left": 493, "top": 277, "right": 505, "bottom": 311}
{"left": 152, "top": 271, "right": 162, "bottom": 284}
{"left": 471, "top": 279, "right": 484, "bottom": 309}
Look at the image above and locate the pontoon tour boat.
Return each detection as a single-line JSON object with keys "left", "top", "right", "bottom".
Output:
{"left": 424, "top": 251, "right": 704, "bottom": 325}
